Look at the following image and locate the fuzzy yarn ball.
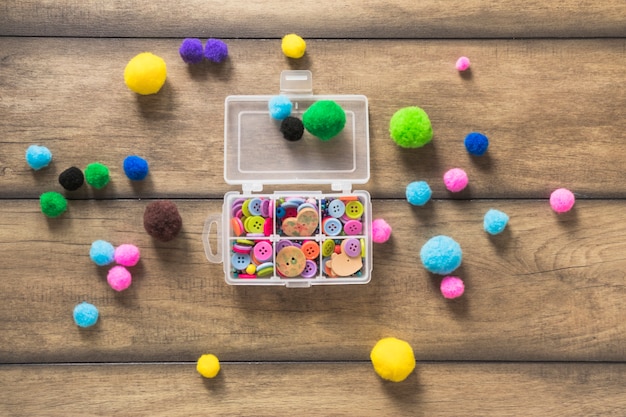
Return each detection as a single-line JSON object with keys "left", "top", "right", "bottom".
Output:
{"left": 143, "top": 200, "right": 183, "bottom": 242}
{"left": 281, "top": 34, "right": 306, "bottom": 59}
{"left": 456, "top": 56, "right": 471, "bottom": 71}
{"left": 123, "top": 155, "right": 149, "bottom": 181}
{"left": 370, "top": 337, "right": 415, "bottom": 382}
{"left": 58, "top": 166, "right": 84, "bottom": 191}
{"left": 420, "top": 235, "right": 463, "bottom": 275}
{"left": 85, "top": 162, "right": 110, "bottom": 189}
{"left": 114, "top": 244, "right": 141, "bottom": 267}
{"left": 179, "top": 38, "right": 204, "bottom": 64}
{"left": 204, "top": 38, "right": 229, "bottom": 63}
{"left": 389, "top": 107, "right": 433, "bottom": 148}
{"left": 443, "top": 168, "right": 468, "bottom": 192}
{"left": 302, "top": 100, "right": 346, "bottom": 141}
{"left": 25, "top": 145, "right": 52, "bottom": 170}
{"left": 371, "top": 218, "right": 392, "bottom": 243}
{"left": 197, "top": 353, "right": 221, "bottom": 378}
{"left": 40, "top": 191, "right": 68, "bottom": 218}
{"left": 550, "top": 188, "right": 575, "bottom": 213}
{"left": 406, "top": 181, "right": 432, "bottom": 206}
{"left": 268, "top": 95, "right": 293, "bottom": 120}
{"left": 464, "top": 132, "right": 489, "bottom": 156}
{"left": 484, "top": 209, "right": 509, "bottom": 235}
{"left": 124, "top": 52, "right": 167, "bottom": 95}
{"left": 280, "top": 116, "right": 304, "bottom": 141}
{"left": 73, "top": 302, "right": 99, "bottom": 328}
{"left": 107, "top": 265, "right": 132, "bottom": 291}
{"left": 90, "top": 240, "right": 115, "bottom": 266}
{"left": 440, "top": 276, "right": 465, "bottom": 299}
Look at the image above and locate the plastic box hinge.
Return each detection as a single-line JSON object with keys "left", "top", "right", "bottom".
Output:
{"left": 242, "top": 183, "right": 264, "bottom": 194}
{"left": 332, "top": 182, "right": 353, "bottom": 193}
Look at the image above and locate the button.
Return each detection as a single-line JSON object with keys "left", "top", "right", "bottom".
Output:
{"left": 231, "top": 253, "right": 251, "bottom": 270}
{"left": 345, "top": 201, "right": 364, "bottom": 219}
{"left": 323, "top": 218, "right": 342, "bottom": 236}
{"left": 284, "top": 207, "right": 297, "bottom": 218}
{"left": 297, "top": 202, "right": 317, "bottom": 212}
{"left": 230, "top": 217, "right": 244, "bottom": 236}
{"left": 322, "top": 239, "right": 335, "bottom": 257}
{"left": 253, "top": 241, "right": 273, "bottom": 262}
{"left": 275, "top": 240, "right": 292, "bottom": 253}
{"left": 256, "top": 262, "right": 274, "bottom": 277}
{"left": 231, "top": 201, "right": 244, "bottom": 218}
{"left": 301, "top": 260, "right": 318, "bottom": 278}
{"left": 327, "top": 199, "right": 345, "bottom": 218}
{"left": 343, "top": 219, "right": 362, "bottom": 235}
{"left": 264, "top": 218, "right": 273, "bottom": 236}
{"left": 301, "top": 241, "right": 320, "bottom": 260}
{"left": 276, "top": 206, "right": 286, "bottom": 218}
{"left": 248, "top": 198, "right": 263, "bottom": 216}
{"left": 275, "top": 246, "right": 306, "bottom": 277}
{"left": 244, "top": 215, "right": 265, "bottom": 233}
{"left": 232, "top": 243, "right": 252, "bottom": 254}
{"left": 238, "top": 273, "right": 256, "bottom": 279}
{"left": 241, "top": 199, "right": 252, "bottom": 217}
{"left": 261, "top": 199, "right": 270, "bottom": 217}
{"left": 360, "top": 238, "right": 366, "bottom": 257}
{"left": 341, "top": 238, "right": 361, "bottom": 257}
{"left": 268, "top": 200, "right": 275, "bottom": 218}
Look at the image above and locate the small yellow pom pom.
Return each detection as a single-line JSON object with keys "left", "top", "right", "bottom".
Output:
{"left": 124, "top": 52, "right": 167, "bottom": 95}
{"left": 246, "top": 264, "right": 257, "bottom": 274}
{"left": 370, "top": 337, "right": 415, "bottom": 382}
{"left": 281, "top": 34, "right": 306, "bottom": 59}
{"left": 196, "top": 353, "right": 220, "bottom": 378}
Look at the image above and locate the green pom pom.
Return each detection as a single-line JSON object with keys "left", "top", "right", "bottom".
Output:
{"left": 85, "top": 162, "right": 110, "bottom": 189}
{"left": 40, "top": 191, "right": 68, "bottom": 217}
{"left": 302, "top": 100, "right": 346, "bottom": 141}
{"left": 389, "top": 106, "right": 433, "bottom": 148}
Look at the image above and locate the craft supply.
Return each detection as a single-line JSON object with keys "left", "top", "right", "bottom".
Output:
{"left": 179, "top": 38, "right": 204, "bottom": 64}
{"left": 484, "top": 209, "right": 509, "bottom": 235}
{"left": 85, "top": 162, "right": 110, "bottom": 189}
{"left": 143, "top": 200, "right": 183, "bottom": 241}
{"left": 281, "top": 33, "right": 306, "bottom": 58}
{"left": 420, "top": 235, "right": 463, "bottom": 275}
{"left": 268, "top": 95, "right": 293, "bottom": 120}
{"left": 90, "top": 240, "right": 115, "bottom": 266}
{"left": 204, "top": 38, "right": 229, "bottom": 63}
{"left": 25, "top": 145, "right": 52, "bottom": 170}
{"left": 196, "top": 353, "right": 221, "bottom": 378}
{"left": 302, "top": 100, "right": 346, "bottom": 141}
{"left": 114, "top": 244, "right": 141, "bottom": 267}
{"left": 39, "top": 191, "right": 68, "bottom": 218}
{"left": 464, "top": 132, "right": 489, "bottom": 156}
{"left": 123, "top": 155, "right": 149, "bottom": 181}
{"left": 550, "top": 188, "right": 575, "bottom": 213}
{"left": 58, "top": 167, "right": 84, "bottom": 191}
{"left": 371, "top": 218, "right": 392, "bottom": 243}
{"left": 389, "top": 106, "right": 433, "bottom": 148}
{"left": 456, "top": 56, "right": 471, "bottom": 71}
{"left": 370, "top": 337, "right": 415, "bottom": 382}
{"left": 280, "top": 116, "right": 304, "bottom": 141}
{"left": 443, "top": 168, "right": 468, "bottom": 192}
{"left": 440, "top": 276, "right": 465, "bottom": 299}
{"left": 405, "top": 181, "right": 432, "bottom": 206}
{"left": 107, "top": 265, "right": 132, "bottom": 291}
{"left": 73, "top": 302, "right": 99, "bottom": 328}
{"left": 124, "top": 52, "right": 167, "bottom": 95}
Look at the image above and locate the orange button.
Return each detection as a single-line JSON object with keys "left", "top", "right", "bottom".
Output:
{"left": 301, "top": 241, "right": 320, "bottom": 260}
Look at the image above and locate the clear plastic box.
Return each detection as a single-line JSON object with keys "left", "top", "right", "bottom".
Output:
{"left": 203, "top": 70, "right": 371, "bottom": 287}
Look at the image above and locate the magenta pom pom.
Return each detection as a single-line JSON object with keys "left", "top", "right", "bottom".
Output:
{"left": 371, "top": 218, "right": 392, "bottom": 243}
{"left": 107, "top": 265, "right": 132, "bottom": 291}
{"left": 456, "top": 56, "right": 471, "bottom": 71}
{"left": 443, "top": 168, "right": 468, "bottom": 192}
{"left": 114, "top": 244, "right": 141, "bottom": 267}
{"left": 440, "top": 276, "right": 465, "bottom": 299}
{"left": 550, "top": 188, "right": 575, "bottom": 213}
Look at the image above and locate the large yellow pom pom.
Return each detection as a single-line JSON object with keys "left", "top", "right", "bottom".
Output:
{"left": 124, "top": 52, "right": 167, "bottom": 95}
{"left": 281, "top": 34, "right": 306, "bottom": 59}
{"left": 370, "top": 337, "right": 415, "bottom": 382}
{"left": 196, "top": 353, "right": 220, "bottom": 378}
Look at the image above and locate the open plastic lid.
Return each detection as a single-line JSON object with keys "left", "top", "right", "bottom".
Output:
{"left": 224, "top": 71, "right": 370, "bottom": 193}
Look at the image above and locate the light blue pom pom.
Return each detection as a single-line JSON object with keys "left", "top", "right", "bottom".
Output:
{"left": 484, "top": 209, "right": 509, "bottom": 235}
{"left": 73, "top": 302, "right": 99, "bottom": 328}
{"left": 406, "top": 181, "right": 432, "bottom": 206}
{"left": 25, "top": 145, "right": 52, "bottom": 170}
{"left": 420, "top": 235, "right": 462, "bottom": 275}
{"left": 90, "top": 240, "right": 115, "bottom": 266}
{"left": 268, "top": 95, "right": 293, "bottom": 120}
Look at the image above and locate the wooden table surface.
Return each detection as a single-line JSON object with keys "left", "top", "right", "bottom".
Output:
{"left": 1, "top": 1, "right": 626, "bottom": 416}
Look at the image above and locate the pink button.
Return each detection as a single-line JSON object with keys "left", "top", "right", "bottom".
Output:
{"left": 253, "top": 241, "right": 273, "bottom": 262}
{"left": 264, "top": 218, "right": 273, "bottom": 236}
{"left": 343, "top": 219, "right": 362, "bottom": 235}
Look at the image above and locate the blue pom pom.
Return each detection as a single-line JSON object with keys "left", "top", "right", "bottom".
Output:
{"left": 484, "top": 209, "right": 509, "bottom": 235}
{"left": 90, "top": 240, "right": 115, "bottom": 266}
{"left": 123, "top": 155, "right": 149, "bottom": 181}
{"left": 179, "top": 38, "right": 204, "bottom": 64}
{"left": 464, "top": 132, "right": 489, "bottom": 156}
{"left": 406, "top": 181, "right": 432, "bottom": 206}
{"left": 268, "top": 95, "right": 293, "bottom": 120}
{"left": 73, "top": 302, "right": 99, "bottom": 328}
{"left": 420, "top": 235, "right": 462, "bottom": 275}
{"left": 25, "top": 145, "right": 52, "bottom": 170}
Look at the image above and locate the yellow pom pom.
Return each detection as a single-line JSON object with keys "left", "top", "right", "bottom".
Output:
{"left": 124, "top": 52, "right": 167, "bottom": 95}
{"left": 196, "top": 353, "right": 220, "bottom": 378}
{"left": 370, "top": 337, "right": 415, "bottom": 382}
{"left": 281, "top": 34, "right": 306, "bottom": 59}
{"left": 246, "top": 264, "right": 257, "bottom": 274}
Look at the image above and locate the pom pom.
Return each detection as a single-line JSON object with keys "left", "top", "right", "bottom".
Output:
{"left": 25, "top": 145, "right": 52, "bottom": 170}
{"left": 281, "top": 34, "right": 306, "bottom": 59}
{"left": 143, "top": 200, "right": 183, "bottom": 242}
{"left": 420, "top": 235, "right": 463, "bottom": 275}
{"left": 406, "top": 181, "right": 432, "bottom": 206}
{"left": 58, "top": 166, "right": 84, "bottom": 191}
{"left": 456, "top": 56, "right": 471, "bottom": 71}
{"left": 443, "top": 168, "right": 468, "bottom": 192}
{"left": 107, "top": 265, "right": 132, "bottom": 291}
{"left": 370, "top": 337, "right": 415, "bottom": 382}
{"left": 280, "top": 116, "right": 304, "bottom": 141}
{"left": 123, "top": 155, "right": 149, "bottom": 181}
{"left": 40, "top": 191, "right": 68, "bottom": 218}
{"left": 196, "top": 353, "right": 221, "bottom": 378}
{"left": 484, "top": 209, "right": 509, "bottom": 235}
{"left": 90, "top": 240, "right": 115, "bottom": 266}
{"left": 302, "top": 100, "right": 346, "bottom": 141}
{"left": 389, "top": 107, "right": 433, "bottom": 148}
{"left": 85, "top": 162, "right": 110, "bottom": 189}
{"left": 464, "top": 132, "right": 489, "bottom": 156}
{"left": 550, "top": 188, "right": 575, "bottom": 213}
{"left": 371, "top": 218, "right": 392, "bottom": 243}
{"left": 204, "top": 38, "right": 229, "bottom": 63}
{"left": 73, "top": 302, "right": 99, "bottom": 328}
{"left": 440, "top": 276, "right": 465, "bottom": 299}
{"left": 179, "top": 38, "right": 204, "bottom": 64}
{"left": 114, "top": 244, "right": 141, "bottom": 267}
{"left": 268, "top": 95, "right": 293, "bottom": 120}
{"left": 124, "top": 52, "right": 167, "bottom": 95}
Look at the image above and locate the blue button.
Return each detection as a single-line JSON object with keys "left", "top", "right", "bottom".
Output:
{"left": 248, "top": 198, "right": 263, "bottom": 216}
{"left": 231, "top": 253, "right": 251, "bottom": 270}
{"left": 327, "top": 199, "right": 345, "bottom": 218}
{"left": 323, "top": 218, "right": 342, "bottom": 236}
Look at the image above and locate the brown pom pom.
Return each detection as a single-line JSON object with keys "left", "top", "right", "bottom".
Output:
{"left": 143, "top": 200, "right": 183, "bottom": 242}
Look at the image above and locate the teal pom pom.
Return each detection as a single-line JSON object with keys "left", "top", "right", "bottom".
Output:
{"left": 90, "top": 240, "right": 115, "bottom": 266}
{"left": 420, "top": 235, "right": 462, "bottom": 275}
{"left": 268, "top": 95, "right": 293, "bottom": 120}
{"left": 73, "top": 302, "right": 99, "bottom": 328}
{"left": 26, "top": 145, "right": 52, "bottom": 170}
{"left": 406, "top": 181, "right": 432, "bottom": 206}
{"left": 484, "top": 209, "right": 509, "bottom": 235}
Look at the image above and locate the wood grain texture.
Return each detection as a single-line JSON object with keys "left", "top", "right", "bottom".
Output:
{"left": 1, "top": 38, "right": 625, "bottom": 199}
{"left": 1, "top": 362, "right": 625, "bottom": 417}
{"left": 1, "top": 0, "right": 625, "bottom": 38}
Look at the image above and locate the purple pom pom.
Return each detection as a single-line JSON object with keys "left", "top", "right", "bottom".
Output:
{"left": 179, "top": 38, "right": 204, "bottom": 64}
{"left": 204, "top": 39, "right": 228, "bottom": 63}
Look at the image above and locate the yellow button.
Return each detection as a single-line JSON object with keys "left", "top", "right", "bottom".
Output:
{"left": 241, "top": 199, "right": 252, "bottom": 217}
{"left": 345, "top": 201, "right": 364, "bottom": 219}
{"left": 244, "top": 215, "right": 265, "bottom": 233}
{"left": 322, "top": 239, "right": 336, "bottom": 257}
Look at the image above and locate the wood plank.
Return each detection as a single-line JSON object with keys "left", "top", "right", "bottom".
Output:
{"left": 1, "top": 199, "right": 625, "bottom": 363}
{"left": 1, "top": 362, "right": 625, "bottom": 416}
{"left": 1, "top": 1, "right": 625, "bottom": 38}
{"left": 1, "top": 38, "right": 625, "bottom": 199}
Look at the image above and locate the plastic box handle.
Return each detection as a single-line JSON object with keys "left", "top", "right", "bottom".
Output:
{"left": 202, "top": 214, "right": 223, "bottom": 263}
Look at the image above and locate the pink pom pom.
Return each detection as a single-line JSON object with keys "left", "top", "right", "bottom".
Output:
{"left": 114, "top": 244, "right": 141, "bottom": 267}
{"left": 371, "top": 218, "right": 392, "bottom": 243}
{"left": 456, "top": 56, "right": 471, "bottom": 71}
{"left": 107, "top": 265, "right": 132, "bottom": 291}
{"left": 443, "top": 168, "right": 468, "bottom": 192}
{"left": 440, "top": 276, "right": 464, "bottom": 299}
{"left": 550, "top": 188, "right": 575, "bottom": 213}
